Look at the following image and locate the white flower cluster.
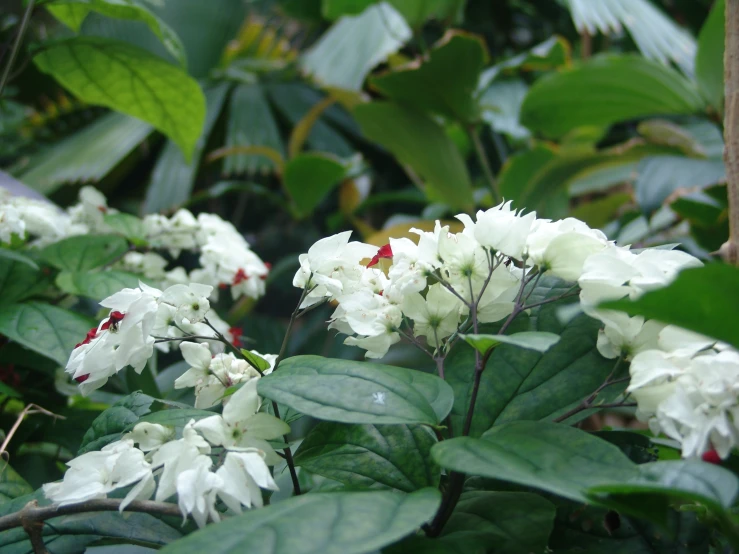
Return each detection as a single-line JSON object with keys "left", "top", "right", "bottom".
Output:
{"left": 44, "top": 381, "right": 287, "bottom": 527}
{"left": 0, "top": 186, "right": 270, "bottom": 302}
{"left": 294, "top": 201, "right": 738, "bottom": 460}
{"left": 293, "top": 202, "right": 613, "bottom": 358}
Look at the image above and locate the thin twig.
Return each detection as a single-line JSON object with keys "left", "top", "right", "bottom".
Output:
{"left": 468, "top": 125, "right": 501, "bottom": 204}
{"left": 0, "top": 404, "right": 64, "bottom": 460}
{"left": 0, "top": 0, "right": 35, "bottom": 96}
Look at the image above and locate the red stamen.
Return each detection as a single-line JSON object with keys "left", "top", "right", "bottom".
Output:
{"left": 233, "top": 268, "right": 248, "bottom": 285}
{"left": 229, "top": 327, "right": 243, "bottom": 348}
{"left": 101, "top": 311, "right": 125, "bottom": 331}
{"left": 75, "top": 327, "right": 99, "bottom": 348}
{"left": 367, "top": 244, "right": 393, "bottom": 267}
{"left": 75, "top": 374, "right": 90, "bottom": 383}
{"left": 702, "top": 449, "right": 722, "bottom": 464}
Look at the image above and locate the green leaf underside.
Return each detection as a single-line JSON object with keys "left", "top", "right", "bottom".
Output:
{"left": 602, "top": 264, "right": 739, "bottom": 350}
{"left": 0, "top": 302, "right": 94, "bottom": 366}
{"left": 432, "top": 421, "right": 637, "bottom": 504}
{"left": 257, "top": 355, "right": 454, "bottom": 426}
{"left": 447, "top": 279, "right": 618, "bottom": 435}
{"left": 0, "top": 491, "right": 181, "bottom": 553}
{"left": 78, "top": 391, "right": 156, "bottom": 454}
{"left": 370, "top": 32, "right": 486, "bottom": 123}
{"left": 0, "top": 254, "right": 49, "bottom": 304}
{"left": 56, "top": 270, "right": 144, "bottom": 301}
{"left": 354, "top": 101, "right": 473, "bottom": 210}
{"left": 39, "top": 234, "right": 129, "bottom": 272}
{"left": 33, "top": 37, "right": 205, "bottom": 160}
{"left": 695, "top": 0, "right": 725, "bottom": 111}
{"left": 159, "top": 488, "right": 441, "bottom": 554}
{"left": 284, "top": 153, "right": 347, "bottom": 217}
{"left": 0, "top": 464, "right": 33, "bottom": 503}
{"left": 294, "top": 422, "right": 439, "bottom": 492}
{"left": 461, "top": 331, "right": 560, "bottom": 354}
{"left": 520, "top": 55, "right": 704, "bottom": 138}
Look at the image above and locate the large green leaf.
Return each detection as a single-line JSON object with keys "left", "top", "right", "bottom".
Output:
{"left": 587, "top": 460, "right": 739, "bottom": 528}
{"left": 47, "top": 0, "right": 187, "bottom": 67}
{"left": 223, "top": 83, "right": 285, "bottom": 176}
{"left": 0, "top": 464, "right": 33, "bottom": 503}
{"left": 78, "top": 391, "right": 156, "bottom": 453}
{"left": 0, "top": 252, "right": 49, "bottom": 304}
{"left": 497, "top": 144, "right": 557, "bottom": 203}
{"left": 520, "top": 56, "right": 705, "bottom": 138}
{"left": 301, "top": 2, "right": 411, "bottom": 91}
{"left": 695, "top": 0, "right": 725, "bottom": 112}
{"left": 143, "top": 82, "right": 230, "bottom": 213}
{"left": 0, "top": 490, "right": 181, "bottom": 554}
{"left": 17, "top": 112, "right": 153, "bottom": 195}
{"left": 461, "top": 331, "right": 560, "bottom": 354}
{"left": 478, "top": 36, "right": 570, "bottom": 87}
{"left": 446, "top": 279, "right": 618, "bottom": 436}
{"left": 354, "top": 101, "right": 473, "bottom": 210}
{"left": 370, "top": 32, "right": 486, "bottom": 124}
{"left": 257, "top": 355, "right": 454, "bottom": 426}
{"left": 602, "top": 264, "right": 739, "bottom": 350}
{"left": 634, "top": 155, "right": 725, "bottom": 214}
{"left": 39, "top": 234, "right": 129, "bottom": 272}
{"left": 56, "top": 270, "right": 144, "bottom": 301}
{"left": 159, "top": 488, "right": 441, "bottom": 554}
{"left": 294, "top": 422, "right": 439, "bottom": 492}
{"left": 431, "top": 421, "right": 637, "bottom": 504}
{"left": 0, "top": 302, "right": 94, "bottom": 366}
{"left": 284, "top": 153, "right": 347, "bottom": 217}
{"left": 33, "top": 37, "right": 206, "bottom": 160}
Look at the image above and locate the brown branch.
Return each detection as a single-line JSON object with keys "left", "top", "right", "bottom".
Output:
{"left": 722, "top": 0, "right": 739, "bottom": 265}
{"left": 0, "top": 404, "right": 65, "bottom": 460}
{"left": 0, "top": 498, "right": 181, "bottom": 533}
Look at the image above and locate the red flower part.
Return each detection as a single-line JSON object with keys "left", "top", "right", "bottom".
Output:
{"left": 75, "top": 327, "right": 99, "bottom": 348}
{"left": 219, "top": 283, "right": 228, "bottom": 290}
{"left": 265, "top": 262, "right": 272, "bottom": 270}
{"left": 233, "top": 268, "right": 249, "bottom": 285}
{"left": 75, "top": 374, "right": 90, "bottom": 383}
{"left": 229, "top": 327, "right": 243, "bottom": 348}
{"left": 702, "top": 449, "right": 722, "bottom": 464}
{"left": 101, "top": 311, "right": 125, "bottom": 331}
{"left": 0, "top": 364, "right": 20, "bottom": 388}
{"left": 367, "top": 244, "right": 393, "bottom": 267}
{"left": 97, "top": 206, "right": 108, "bottom": 213}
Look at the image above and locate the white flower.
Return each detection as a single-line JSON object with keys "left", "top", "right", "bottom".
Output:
{"left": 193, "top": 379, "right": 289, "bottom": 462}
{"left": 175, "top": 454, "right": 221, "bottom": 528}
{"left": 160, "top": 283, "right": 213, "bottom": 325}
{"left": 152, "top": 420, "right": 211, "bottom": 502}
{"left": 461, "top": 200, "right": 536, "bottom": 259}
{"left": 214, "top": 450, "right": 278, "bottom": 512}
{"left": 344, "top": 332, "right": 400, "bottom": 359}
{"left": 386, "top": 236, "right": 440, "bottom": 296}
{"left": 124, "top": 422, "right": 175, "bottom": 452}
{"left": 292, "top": 231, "right": 377, "bottom": 308}
{"left": 116, "top": 252, "right": 168, "bottom": 280}
{"left": 0, "top": 204, "right": 25, "bottom": 243}
{"left": 44, "top": 439, "right": 154, "bottom": 509}
{"left": 437, "top": 230, "right": 489, "bottom": 292}
{"left": 330, "top": 290, "right": 402, "bottom": 337}
{"left": 402, "top": 284, "right": 464, "bottom": 347}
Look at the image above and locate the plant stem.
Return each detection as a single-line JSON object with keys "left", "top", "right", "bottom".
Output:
{"left": 0, "top": 0, "right": 35, "bottom": 97}
{"left": 722, "top": 0, "right": 739, "bottom": 265}
{"left": 467, "top": 125, "right": 501, "bottom": 204}
{"left": 269, "top": 401, "right": 301, "bottom": 496}
{"left": 0, "top": 498, "right": 181, "bottom": 533}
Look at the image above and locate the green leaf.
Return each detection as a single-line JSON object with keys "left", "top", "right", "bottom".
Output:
{"left": 301, "top": 2, "right": 411, "bottom": 91}
{"left": 257, "top": 355, "right": 454, "bottom": 426}
{"left": 520, "top": 56, "right": 705, "bottom": 138}
{"left": 498, "top": 144, "right": 557, "bottom": 203}
{"left": 322, "top": 0, "right": 374, "bottom": 19}
{"left": 78, "top": 391, "right": 156, "bottom": 453}
{"left": 240, "top": 349, "right": 271, "bottom": 373}
{"left": 144, "top": 82, "right": 231, "bottom": 214}
{"left": 634, "top": 156, "right": 725, "bottom": 214}
{"left": 0, "top": 302, "right": 94, "bottom": 366}
{"left": 159, "top": 488, "right": 441, "bottom": 554}
{"left": 39, "top": 234, "right": 129, "bottom": 272}
{"left": 479, "top": 36, "right": 570, "bottom": 86}
{"left": 103, "top": 212, "right": 146, "bottom": 241}
{"left": 33, "top": 37, "right": 206, "bottom": 161}
{"left": 587, "top": 460, "right": 739, "bottom": 528}
{"left": 432, "top": 421, "right": 637, "bottom": 504}
{"left": 294, "top": 422, "right": 439, "bottom": 492}
{"left": 602, "top": 264, "right": 739, "bottom": 350}
{"left": 222, "top": 83, "right": 285, "bottom": 176}
{"left": 56, "top": 270, "right": 144, "bottom": 301}
{"left": 0, "top": 252, "right": 49, "bottom": 304}
{"left": 284, "top": 153, "right": 347, "bottom": 217}
{"left": 17, "top": 112, "right": 154, "bottom": 195}
{"left": 0, "top": 381, "right": 21, "bottom": 398}
{"left": 695, "top": 0, "right": 725, "bottom": 111}
{"left": 47, "top": 0, "right": 188, "bottom": 67}
{"left": 354, "top": 101, "right": 473, "bottom": 210}
{"left": 446, "top": 280, "right": 619, "bottom": 436}
{"left": 0, "top": 490, "right": 181, "bottom": 553}
{"left": 370, "top": 32, "right": 487, "bottom": 124}
{"left": 386, "top": 0, "right": 466, "bottom": 29}
{"left": 0, "top": 464, "right": 33, "bottom": 503}
{"left": 461, "top": 331, "right": 560, "bottom": 354}
{"left": 131, "top": 407, "right": 216, "bottom": 434}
